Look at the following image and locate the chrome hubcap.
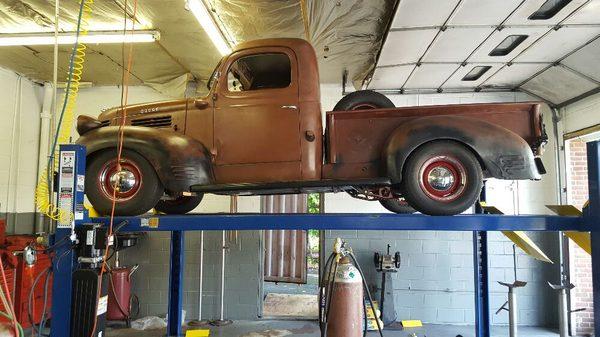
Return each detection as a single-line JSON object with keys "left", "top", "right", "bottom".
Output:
{"left": 427, "top": 166, "right": 455, "bottom": 191}
{"left": 110, "top": 170, "right": 137, "bottom": 193}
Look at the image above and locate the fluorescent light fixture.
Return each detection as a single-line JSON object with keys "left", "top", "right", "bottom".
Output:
{"left": 187, "top": 0, "right": 232, "bottom": 56}
{"left": 0, "top": 30, "right": 160, "bottom": 46}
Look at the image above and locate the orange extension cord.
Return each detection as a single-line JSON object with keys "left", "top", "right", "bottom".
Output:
{"left": 88, "top": 0, "right": 139, "bottom": 335}
{"left": 0, "top": 256, "right": 19, "bottom": 337}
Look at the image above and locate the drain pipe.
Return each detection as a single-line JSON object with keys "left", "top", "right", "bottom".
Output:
{"left": 35, "top": 83, "right": 54, "bottom": 233}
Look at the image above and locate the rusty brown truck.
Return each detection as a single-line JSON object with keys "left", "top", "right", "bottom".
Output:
{"left": 76, "top": 38, "right": 547, "bottom": 216}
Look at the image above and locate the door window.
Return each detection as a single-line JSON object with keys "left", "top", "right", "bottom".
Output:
{"left": 227, "top": 53, "right": 291, "bottom": 92}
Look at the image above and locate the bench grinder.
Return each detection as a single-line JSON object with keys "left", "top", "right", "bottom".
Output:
{"left": 374, "top": 244, "right": 401, "bottom": 326}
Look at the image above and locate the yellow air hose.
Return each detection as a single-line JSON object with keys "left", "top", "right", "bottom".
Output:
{"left": 35, "top": 0, "right": 94, "bottom": 223}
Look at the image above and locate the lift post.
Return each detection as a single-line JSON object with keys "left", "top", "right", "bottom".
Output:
{"left": 49, "top": 140, "right": 600, "bottom": 337}
{"left": 50, "top": 144, "right": 87, "bottom": 337}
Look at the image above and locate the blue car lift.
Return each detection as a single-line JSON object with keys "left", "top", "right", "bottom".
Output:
{"left": 49, "top": 141, "right": 600, "bottom": 337}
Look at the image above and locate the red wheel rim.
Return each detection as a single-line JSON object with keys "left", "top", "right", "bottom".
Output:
{"left": 97, "top": 158, "right": 143, "bottom": 202}
{"left": 418, "top": 155, "right": 466, "bottom": 203}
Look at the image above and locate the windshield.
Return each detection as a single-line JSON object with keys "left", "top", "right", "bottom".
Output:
{"left": 207, "top": 58, "right": 224, "bottom": 90}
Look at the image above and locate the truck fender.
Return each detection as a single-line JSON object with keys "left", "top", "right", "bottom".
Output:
{"left": 382, "top": 115, "right": 541, "bottom": 182}
{"left": 76, "top": 126, "right": 214, "bottom": 192}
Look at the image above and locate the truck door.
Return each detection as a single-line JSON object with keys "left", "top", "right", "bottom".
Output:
{"left": 213, "top": 47, "right": 302, "bottom": 183}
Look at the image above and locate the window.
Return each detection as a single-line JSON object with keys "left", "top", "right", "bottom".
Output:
{"left": 462, "top": 66, "right": 492, "bottom": 81}
{"left": 489, "top": 35, "right": 528, "bottom": 56}
{"left": 227, "top": 53, "right": 291, "bottom": 92}
{"left": 529, "top": 0, "right": 573, "bottom": 20}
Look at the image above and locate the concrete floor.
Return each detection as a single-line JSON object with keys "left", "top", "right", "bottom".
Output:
{"left": 103, "top": 320, "right": 560, "bottom": 337}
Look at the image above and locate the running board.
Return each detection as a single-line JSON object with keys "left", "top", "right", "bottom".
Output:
{"left": 190, "top": 178, "right": 391, "bottom": 196}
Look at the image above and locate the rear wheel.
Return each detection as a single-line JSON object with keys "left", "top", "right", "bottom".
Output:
{"left": 379, "top": 198, "right": 416, "bottom": 214}
{"left": 155, "top": 195, "right": 203, "bottom": 214}
{"left": 333, "top": 90, "right": 394, "bottom": 111}
{"left": 85, "top": 149, "right": 163, "bottom": 216}
{"left": 400, "top": 141, "right": 483, "bottom": 215}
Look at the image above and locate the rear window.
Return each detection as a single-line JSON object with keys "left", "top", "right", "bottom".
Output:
{"left": 227, "top": 53, "right": 291, "bottom": 91}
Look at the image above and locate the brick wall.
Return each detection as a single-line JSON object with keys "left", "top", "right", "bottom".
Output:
{"left": 567, "top": 138, "right": 594, "bottom": 336}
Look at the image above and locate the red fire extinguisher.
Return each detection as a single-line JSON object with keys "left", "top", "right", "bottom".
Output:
{"left": 107, "top": 265, "right": 138, "bottom": 324}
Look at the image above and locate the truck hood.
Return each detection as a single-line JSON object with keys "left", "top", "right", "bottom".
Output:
{"left": 97, "top": 98, "right": 187, "bottom": 122}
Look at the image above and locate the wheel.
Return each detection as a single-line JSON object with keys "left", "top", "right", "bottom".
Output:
{"left": 85, "top": 149, "right": 163, "bottom": 216}
{"left": 379, "top": 198, "right": 416, "bottom": 214}
{"left": 154, "top": 195, "right": 203, "bottom": 214}
{"left": 333, "top": 90, "right": 394, "bottom": 111}
{"left": 400, "top": 141, "right": 483, "bottom": 216}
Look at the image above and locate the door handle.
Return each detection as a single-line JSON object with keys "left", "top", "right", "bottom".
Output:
{"left": 281, "top": 105, "right": 297, "bottom": 110}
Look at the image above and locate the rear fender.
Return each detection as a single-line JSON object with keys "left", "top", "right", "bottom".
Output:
{"left": 76, "top": 126, "right": 214, "bottom": 192}
{"left": 383, "top": 115, "right": 541, "bottom": 182}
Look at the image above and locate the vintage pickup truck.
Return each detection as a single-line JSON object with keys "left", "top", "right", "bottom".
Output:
{"left": 77, "top": 38, "right": 547, "bottom": 216}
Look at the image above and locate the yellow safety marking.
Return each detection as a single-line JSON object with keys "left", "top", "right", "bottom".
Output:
{"left": 402, "top": 320, "right": 423, "bottom": 328}
{"left": 185, "top": 330, "right": 210, "bottom": 337}
{"left": 481, "top": 204, "right": 553, "bottom": 263}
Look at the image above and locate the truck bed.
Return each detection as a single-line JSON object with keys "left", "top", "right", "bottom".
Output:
{"left": 323, "top": 102, "right": 544, "bottom": 180}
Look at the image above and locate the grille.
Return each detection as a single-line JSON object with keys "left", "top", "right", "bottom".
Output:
{"left": 131, "top": 115, "right": 172, "bottom": 128}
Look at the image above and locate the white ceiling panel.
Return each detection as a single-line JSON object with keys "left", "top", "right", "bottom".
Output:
{"left": 404, "top": 64, "right": 458, "bottom": 89}
{"left": 450, "top": 0, "right": 525, "bottom": 25}
{"left": 482, "top": 63, "right": 548, "bottom": 88}
{"left": 564, "top": 0, "right": 600, "bottom": 24}
{"left": 378, "top": 30, "right": 438, "bottom": 66}
{"left": 562, "top": 37, "right": 600, "bottom": 81}
{"left": 521, "top": 66, "right": 598, "bottom": 104}
{"left": 505, "top": 0, "right": 588, "bottom": 25}
{"left": 391, "top": 0, "right": 460, "bottom": 28}
{"left": 516, "top": 26, "right": 600, "bottom": 62}
{"left": 443, "top": 63, "right": 502, "bottom": 89}
{"left": 424, "top": 27, "right": 494, "bottom": 62}
{"left": 368, "top": 66, "right": 414, "bottom": 90}
{"left": 469, "top": 27, "right": 548, "bottom": 63}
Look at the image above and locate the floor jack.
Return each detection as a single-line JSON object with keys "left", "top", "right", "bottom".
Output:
{"left": 374, "top": 244, "right": 401, "bottom": 329}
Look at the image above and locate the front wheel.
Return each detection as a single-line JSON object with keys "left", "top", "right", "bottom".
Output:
{"left": 400, "top": 141, "right": 483, "bottom": 215}
{"left": 155, "top": 195, "right": 203, "bottom": 214}
{"left": 85, "top": 149, "right": 164, "bottom": 216}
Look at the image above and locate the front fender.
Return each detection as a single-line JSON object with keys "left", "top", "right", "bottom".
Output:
{"left": 383, "top": 115, "right": 541, "bottom": 182}
{"left": 76, "top": 126, "right": 214, "bottom": 192}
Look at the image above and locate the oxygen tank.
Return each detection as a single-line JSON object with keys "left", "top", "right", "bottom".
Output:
{"left": 326, "top": 256, "right": 363, "bottom": 337}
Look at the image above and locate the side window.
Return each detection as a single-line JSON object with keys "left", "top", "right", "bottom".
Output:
{"left": 227, "top": 53, "right": 291, "bottom": 92}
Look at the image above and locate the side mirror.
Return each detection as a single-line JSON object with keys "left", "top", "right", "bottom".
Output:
{"left": 194, "top": 99, "right": 209, "bottom": 109}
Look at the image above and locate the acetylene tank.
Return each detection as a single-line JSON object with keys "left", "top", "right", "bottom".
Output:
{"left": 326, "top": 256, "right": 363, "bottom": 337}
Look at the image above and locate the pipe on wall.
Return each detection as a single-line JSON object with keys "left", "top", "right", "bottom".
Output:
{"left": 35, "top": 83, "right": 55, "bottom": 233}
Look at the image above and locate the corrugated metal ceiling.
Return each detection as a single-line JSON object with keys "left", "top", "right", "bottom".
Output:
{"left": 367, "top": 0, "right": 600, "bottom": 107}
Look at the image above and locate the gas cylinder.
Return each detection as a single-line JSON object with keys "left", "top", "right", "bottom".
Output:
{"left": 326, "top": 256, "right": 364, "bottom": 337}
{"left": 107, "top": 267, "right": 131, "bottom": 321}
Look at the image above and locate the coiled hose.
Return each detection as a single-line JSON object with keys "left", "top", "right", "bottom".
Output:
{"left": 34, "top": 0, "right": 94, "bottom": 223}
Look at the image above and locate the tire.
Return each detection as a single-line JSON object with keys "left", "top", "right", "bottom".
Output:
{"left": 155, "top": 195, "right": 203, "bottom": 214}
{"left": 333, "top": 90, "right": 394, "bottom": 111}
{"left": 85, "top": 149, "right": 164, "bottom": 216}
{"left": 379, "top": 198, "right": 416, "bottom": 214}
{"left": 400, "top": 141, "right": 483, "bottom": 216}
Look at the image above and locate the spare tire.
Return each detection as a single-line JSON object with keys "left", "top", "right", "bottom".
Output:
{"left": 333, "top": 90, "right": 394, "bottom": 111}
